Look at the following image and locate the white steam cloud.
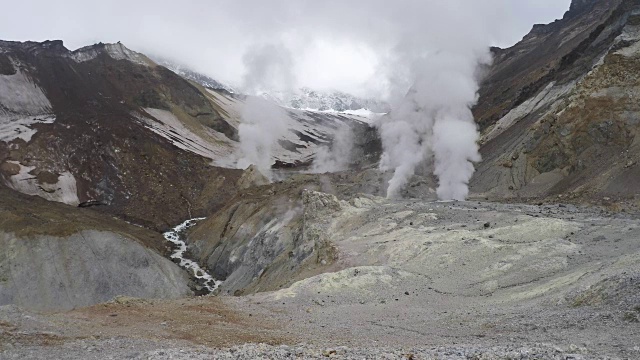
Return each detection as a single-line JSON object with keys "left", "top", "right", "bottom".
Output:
{"left": 1, "top": 0, "right": 571, "bottom": 94}
{"left": 311, "top": 124, "right": 354, "bottom": 174}
{"left": 379, "top": 51, "right": 489, "bottom": 200}
{"left": 237, "top": 97, "right": 287, "bottom": 178}
{"left": 232, "top": 1, "right": 500, "bottom": 198}
{"left": 241, "top": 43, "right": 296, "bottom": 95}
{"left": 20, "top": 0, "right": 560, "bottom": 197}
{"left": 237, "top": 43, "right": 295, "bottom": 179}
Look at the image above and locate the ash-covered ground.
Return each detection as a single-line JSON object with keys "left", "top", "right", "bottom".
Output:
{"left": 2, "top": 197, "right": 639, "bottom": 359}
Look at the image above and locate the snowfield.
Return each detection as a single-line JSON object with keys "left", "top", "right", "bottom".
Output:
{"left": 0, "top": 67, "right": 55, "bottom": 143}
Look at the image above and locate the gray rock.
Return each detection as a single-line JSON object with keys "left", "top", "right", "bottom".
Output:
{"left": 0, "top": 230, "right": 192, "bottom": 311}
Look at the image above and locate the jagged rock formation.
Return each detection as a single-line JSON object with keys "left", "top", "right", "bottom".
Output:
{"left": 186, "top": 180, "right": 342, "bottom": 296}
{"left": 472, "top": 0, "right": 640, "bottom": 207}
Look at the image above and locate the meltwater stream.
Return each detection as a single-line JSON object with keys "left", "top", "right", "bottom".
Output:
{"left": 163, "top": 218, "right": 222, "bottom": 293}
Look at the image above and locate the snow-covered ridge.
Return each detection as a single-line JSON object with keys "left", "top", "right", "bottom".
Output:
{"left": 71, "top": 42, "right": 151, "bottom": 66}
{"left": 301, "top": 108, "right": 386, "bottom": 123}
{"left": 152, "top": 57, "right": 236, "bottom": 93}
{"left": 163, "top": 218, "right": 222, "bottom": 293}
{"left": 262, "top": 87, "right": 390, "bottom": 114}
{"left": 133, "top": 58, "right": 386, "bottom": 114}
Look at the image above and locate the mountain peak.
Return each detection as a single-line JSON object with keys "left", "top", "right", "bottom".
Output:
{"left": 0, "top": 39, "right": 68, "bottom": 56}
{"left": 564, "top": 0, "right": 608, "bottom": 19}
{"left": 71, "top": 42, "right": 154, "bottom": 66}
{"left": 569, "top": 0, "right": 597, "bottom": 12}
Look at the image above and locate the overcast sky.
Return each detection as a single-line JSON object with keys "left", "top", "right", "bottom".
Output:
{"left": 1, "top": 0, "right": 571, "bottom": 97}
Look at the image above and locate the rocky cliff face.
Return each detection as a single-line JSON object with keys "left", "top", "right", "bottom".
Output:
{"left": 471, "top": 0, "right": 640, "bottom": 208}
{"left": 186, "top": 180, "right": 343, "bottom": 296}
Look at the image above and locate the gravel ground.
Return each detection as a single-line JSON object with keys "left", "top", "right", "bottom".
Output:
{"left": 138, "top": 343, "right": 603, "bottom": 359}
{"left": 1, "top": 340, "right": 612, "bottom": 359}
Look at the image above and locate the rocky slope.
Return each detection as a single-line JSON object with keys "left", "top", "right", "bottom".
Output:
{"left": 0, "top": 186, "right": 192, "bottom": 311}
{"left": 0, "top": 40, "right": 380, "bottom": 230}
{"left": 202, "top": 90, "right": 381, "bottom": 169}
{"left": 0, "top": 40, "right": 243, "bottom": 230}
{"left": 182, "top": 169, "right": 436, "bottom": 296}
{"left": 177, "top": 0, "right": 640, "bottom": 295}
{"left": 2, "top": 192, "right": 639, "bottom": 358}
{"left": 471, "top": 0, "right": 640, "bottom": 209}
{"left": 0, "top": 38, "right": 383, "bottom": 311}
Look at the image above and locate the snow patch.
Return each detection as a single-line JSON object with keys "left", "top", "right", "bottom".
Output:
{"left": 163, "top": 218, "right": 222, "bottom": 293}
{"left": 0, "top": 67, "right": 55, "bottom": 143}
{"left": 0, "top": 68, "right": 52, "bottom": 114}
{"left": 342, "top": 108, "right": 386, "bottom": 119}
{"left": 0, "top": 115, "right": 55, "bottom": 142}
{"left": 300, "top": 107, "right": 386, "bottom": 123}
{"left": 4, "top": 161, "right": 79, "bottom": 206}
{"left": 136, "top": 108, "right": 235, "bottom": 166}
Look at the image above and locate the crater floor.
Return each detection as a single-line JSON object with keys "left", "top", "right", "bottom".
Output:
{"left": 2, "top": 199, "right": 639, "bottom": 359}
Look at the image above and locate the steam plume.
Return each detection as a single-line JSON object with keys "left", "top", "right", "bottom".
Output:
{"left": 228, "top": 1, "right": 506, "bottom": 195}
{"left": 311, "top": 124, "right": 354, "bottom": 173}
{"left": 379, "top": 51, "right": 489, "bottom": 200}
{"left": 237, "top": 43, "right": 296, "bottom": 179}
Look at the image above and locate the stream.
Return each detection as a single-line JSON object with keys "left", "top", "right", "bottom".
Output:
{"left": 163, "top": 218, "right": 222, "bottom": 293}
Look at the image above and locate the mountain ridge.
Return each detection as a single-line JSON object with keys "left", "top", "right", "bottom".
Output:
{"left": 471, "top": 0, "right": 640, "bottom": 209}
